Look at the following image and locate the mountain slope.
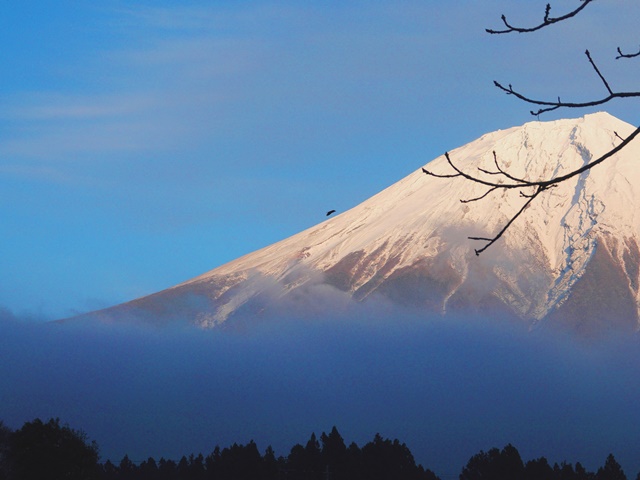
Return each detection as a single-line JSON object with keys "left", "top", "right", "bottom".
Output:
{"left": 69, "top": 112, "right": 640, "bottom": 334}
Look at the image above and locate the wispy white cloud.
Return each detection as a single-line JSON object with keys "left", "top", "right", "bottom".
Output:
{"left": 113, "top": 3, "right": 308, "bottom": 32}
{"left": 5, "top": 93, "right": 156, "bottom": 121}
{"left": 0, "top": 163, "right": 86, "bottom": 185}
{"left": 0, "top": 5, "right": 399, "bottom": 161}
{"left": 2, "top": 1, "right": 637, "bottom": 174}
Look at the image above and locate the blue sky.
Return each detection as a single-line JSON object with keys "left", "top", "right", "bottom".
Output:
{"left": 2, "top": 1, "right": 639, "bottom": 319}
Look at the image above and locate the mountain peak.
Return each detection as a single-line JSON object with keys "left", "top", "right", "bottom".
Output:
{"left": 67, "top": 113, "right": 640, "bottom": 336}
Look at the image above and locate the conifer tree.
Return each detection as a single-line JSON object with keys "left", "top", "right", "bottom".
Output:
{"left": 596, "top": 454, "right": 627, "bottom": 480}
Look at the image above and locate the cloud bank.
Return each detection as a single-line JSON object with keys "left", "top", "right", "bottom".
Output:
{"left": 2, "top": 307, "right": 639, "bottom": 477}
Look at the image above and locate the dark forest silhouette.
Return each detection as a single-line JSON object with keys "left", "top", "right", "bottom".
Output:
{"left": 0, "top": 418, "right": 636, "bottom": 480}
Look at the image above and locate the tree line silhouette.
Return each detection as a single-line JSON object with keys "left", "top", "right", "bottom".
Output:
{"left": 0, "top": 418, "right": 636, "bottom": 480}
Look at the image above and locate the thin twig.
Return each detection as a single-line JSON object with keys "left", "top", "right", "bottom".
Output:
{"left": 616, "top": 46, "right": 640, "bottom": 59}
{"left": 460, "top": 186, "right": 500, "bottom": 204}
{"left": 421, "top": 167, "right": 460, "bottom": 179}
{"left": 440, "top": 152, "right": 521, "bottom": 189}
{"left": 540, "top": 126, "right": 640, "bottom": 186}
{"left": 486, "top": 0, "right": 594, "bottom": 34}
{"left": 470, "top": 187, "right": 545, "bottom": 256}
{"left": 585, "top": 50, "right": 613, "bottom": 95}
{"left": 494, "top": 80, "right": 640, "bottom": 116}
{"left": 494, "top": 44, "right": 640, "bottom": 116}
{"left": 490, "top": 151, "right": 529, "bottom": 183}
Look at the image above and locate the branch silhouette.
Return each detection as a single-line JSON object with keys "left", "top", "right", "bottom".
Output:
{"left": 616, "top": 46, "right": 640, "bottom": 59}
{"left": 423, "top": 126, "right": 640, "bottom": 255}
{"left": 494, "top": 50, "right": 640, "bottom": 116}
{"left": 425, "top": 1, "right": 640, "bottom": 254}
{"left": 486, "top": 0, "right": 594, "bottom": 35}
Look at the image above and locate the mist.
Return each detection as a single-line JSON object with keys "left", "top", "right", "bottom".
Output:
{"left": 2, "top": 306, "right": 640, "bottom": 477}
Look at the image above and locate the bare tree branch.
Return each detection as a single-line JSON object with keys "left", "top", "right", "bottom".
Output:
{"left": 426, "top": 1, "right": 640, "bottom": 255}
{"left": 438, "top": 152, "right": 519, "bottom": 190}
{"left": 428, "top": 127, "right": 640, "bottom": 191}
{"left": 460, "top": 186, "right": 500, "bottom": 204}
{"left": 586, "top": 50, "right": 613, "bottom": 95}
{"left": 488, "top": 151, "right": 529, "bottom": 183}
{"left": 422, "top": 126, "right": 640, "bottom": 253}
{"left": 421, "top": 167, "right": 459, "bottom": 179}
{"left": 616, "top": 46, "right": 640, "bottom": 59}
{"left": 486, "top": 0, "right": 594, "bottom": 34}
{"left": 469, "top": 187, "right": 545, "bottom": 256}
{"left": 494, "top": 51, "right": 640, "bottom": 116}
{"left": 541, "top": 126, "right": 640, "bottom": 185}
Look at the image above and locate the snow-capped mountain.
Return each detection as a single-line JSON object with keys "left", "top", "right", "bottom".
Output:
{"left": 72, "top": 112, "right": 640, "bottom": 335}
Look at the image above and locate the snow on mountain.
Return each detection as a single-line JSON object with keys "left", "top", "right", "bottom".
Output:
{"left": 70, "top": 112, "right": 640, "bottom": 335}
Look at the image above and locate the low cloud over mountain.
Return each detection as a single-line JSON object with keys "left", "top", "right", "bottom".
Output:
{"left": 4, "top": 307, "right": 640, "bottom": 475}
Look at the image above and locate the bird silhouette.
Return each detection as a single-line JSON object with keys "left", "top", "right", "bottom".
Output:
{"left": 326, "top": 210, "right": 336, "bottom": 216}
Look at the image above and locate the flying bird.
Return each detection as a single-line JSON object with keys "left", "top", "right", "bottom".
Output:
{"left": 326, "top": 210, "right": 336, "bottom": 216}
